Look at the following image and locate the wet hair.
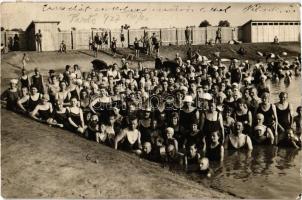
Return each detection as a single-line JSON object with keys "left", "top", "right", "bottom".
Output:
{"left": 191, "top": 118, "right": 199, "bottom": 126}
{"left": 65, "top": 65, "right": 71, "bottom": 70}
{"left": 236, "top": 98, "right": 245, "bottom": 105}
{"left": 296, "top": 106, "right": 302, "bottom": 113}
{"left": 30, "top": 85, "right": 37, "bottom": 90}
{"left": 261, "top": 91, "right": 270, "bottom": 98}
{"left": 279, "top": 92, "right": 288, "bottom": 98}
{"left": 224, "top": 106, "right": 233, "bottom": 113}
{"left": 171, "top": 112, "right": 179, "bottom": 120}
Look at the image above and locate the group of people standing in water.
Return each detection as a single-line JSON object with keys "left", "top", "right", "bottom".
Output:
{"left": 1, "top": 51, "right": 301, "bottom": 174}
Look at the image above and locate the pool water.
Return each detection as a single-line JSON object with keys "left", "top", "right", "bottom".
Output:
{"left": 202, "top": 76, "right": 302, "bottom": 199}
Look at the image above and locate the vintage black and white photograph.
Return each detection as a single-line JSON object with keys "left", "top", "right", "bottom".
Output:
{"left": 1, "top": 1, "right": 301, "bottom": 199}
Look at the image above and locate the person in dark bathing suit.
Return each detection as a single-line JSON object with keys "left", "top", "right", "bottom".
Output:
{"left": 180, "top": 95, "right": 199, "bottom": 130}
{"left": 275, "top": 92, "right": 293, "bottom": 141}
{"left": 1, "top": 79, "right": 20, "bottom": 112}
{"left": 114, "top": 117, "right": 142, "bottom": 155}
{"left": 27, "top": 86, "right": 42, "bottom": 113}
{"left": 225, "top": 121, "right": 253, "bottom": 150}
{"left": 200, "top": 100, "right": 224, "bottom": 145}
{"left": 30, "top": 94, "right": 60, "bottom": 127}
{"left": 256, "top": 92, "right": 278, "bottom": 144}
{"left": 205, "top": 131, "right": 224, "bottom": 162}
{"left": 17, "top": 87, "right": 30, "bottom": 114}
{"left": 52, "top": 100, "right": 68, "bottom": 128}
{"left": 184, "top": 144, "right": 201, "bottom": 172}
{"left": 20, "top": 69, "right": 30, "bottom": 89}
{"left": 234, "top": 98, "right": 253, "bottom": 135}
{"left": 67, "top": 97, "right": 86, "bottom": 134}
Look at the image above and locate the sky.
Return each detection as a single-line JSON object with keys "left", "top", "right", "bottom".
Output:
{"left": 1, "top": 2, "right": 300, "bottom": 30}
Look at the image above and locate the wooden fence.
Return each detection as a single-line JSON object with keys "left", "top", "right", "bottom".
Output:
{"left": 1, "top": 26, "right": 241, "bottom": 51}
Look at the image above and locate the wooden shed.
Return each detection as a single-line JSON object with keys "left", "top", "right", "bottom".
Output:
{"left": 241, "top": 20, "right": 301, "bottom": 43}
{"left": 26, "top": 21, "right": 60, "bottom": 51}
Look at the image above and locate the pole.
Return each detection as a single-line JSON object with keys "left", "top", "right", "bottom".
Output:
{"left": 159, "top": 29, "right": 162, "bottom": 46}
{"left": 176, "top": 28, "right": 178, "bottom": 46}
{"left": 71, "top": 31, "right": 74, "bottom": 50}
{"left": 127, "top": 29, "right": 130, "bottom": 48}
{"left": 191, "top": 27, "right": 193, "bottom": 45}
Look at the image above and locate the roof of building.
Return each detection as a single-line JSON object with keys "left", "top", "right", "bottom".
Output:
{"left": 242, "top": 19, "right": 300, "bottom": 27}
{"left": 31, "top": 21, "right": 61, "bottom": 24}
{"left": 26, "top": 21, "right": 61, "bottom": 31}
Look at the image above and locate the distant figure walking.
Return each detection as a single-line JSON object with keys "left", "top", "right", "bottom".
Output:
{"left": 35, "top": 29, "right": 42, "bottom": 52}
{"left": 92, "top": 41, "right": 98, "bottom": 57}
{"left": 94, "top": 33, "right": 103, "bottom": 50}
{"left": 185, "top": 26, "right": 191, "bottom": 45}
{"left": 21, "top": 53, "right": 29, "bottom": 69}
{"left": 134, "top": 37, "right": 140, "bottom": 58}
{"left": 120, "top": 26, "right": 125, "bottom": 48}
{"left": 215, "top": 27, "right": 222, "bottom": 44}
{"left": 151, "top": 33, "right": 160, "bottom": 55}
{"left": 13, "top": 34, "right": 20, "bottom": 51}
{"left": 111, "top": 37, "right": 117, "bottom": 57}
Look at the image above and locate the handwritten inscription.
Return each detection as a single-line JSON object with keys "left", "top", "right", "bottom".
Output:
{"left": 42, "top": 3, "right": 298, "bottom": 14}
{"left": 243, "top": 3, "right": 297, "bottom": 13}
{"left": 69, "top": 13, "right": 97, "bottom": 24}
{"left": 43, "top": 3, "right": 298, "bottom": 26}
{"left": 42, "top": 4, "right": 233, "bottom": 14}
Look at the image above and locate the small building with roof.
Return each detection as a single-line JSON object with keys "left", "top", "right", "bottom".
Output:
{"left": 26, "top": 21, "right": 60, "bottom": 51}
{"left": 241, "top": 20, "right": 300, "bottom": 43}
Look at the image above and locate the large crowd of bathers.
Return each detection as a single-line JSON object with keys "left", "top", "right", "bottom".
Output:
{"left": 1, "top": 51, "right": 302, "bottom": 174}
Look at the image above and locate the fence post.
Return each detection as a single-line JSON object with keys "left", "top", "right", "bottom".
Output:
{"left": 109, "top": 30, "right": 112, "bottom": 47}
{"left": 205, "top": 27, "right": 208, "bottom": 44}
{"left": 191, "top": 27, "right": 194, "bottom": 45}
{"left": 159, "top": 28, "right": 162, "bottom": 46}
{"left": 71, "top": 31, "right": 74, "bottom": 50}
{"left": 127, "top": 29, "right": 130, "bottom": 48}
{"left": 176, "top": 28, "right": 178, "bottom": 46}
{"left": 143, "top": 29, "right": 146, "bottom": 48}
{"left": 4, "top": 31, "right": 7, "bottom": 47}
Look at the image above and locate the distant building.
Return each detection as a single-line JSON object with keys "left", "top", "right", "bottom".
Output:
{"left": 241, "top": 20, "right": 301, "bottom": 43}
{"left": 26, "top": 21, "right": 60, "bottom": 51}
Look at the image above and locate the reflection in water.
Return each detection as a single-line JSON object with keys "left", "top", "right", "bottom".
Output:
{"left": 186, "top": 78, "right": 302, "bottom": 198}
{"left": 207, "top": 147, "right": 301, "bottom": 199}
